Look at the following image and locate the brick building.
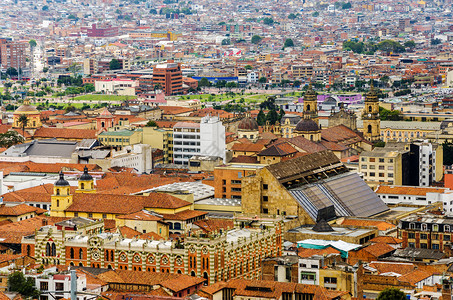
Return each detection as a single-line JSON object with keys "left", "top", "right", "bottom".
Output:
{"left": 21, "top": 215, "right": 283, "bottom": 285}
{"left": 81, "top": 24, "right": 119, "bottom": 37}
{"left": 0, "top": 38, "right": 27, "bottom": 69}
{"left": 153, "top": 61, "right": 183, "bottom": 96}
{"left": 399, "top": 214, "right": 453, "bottom": 256}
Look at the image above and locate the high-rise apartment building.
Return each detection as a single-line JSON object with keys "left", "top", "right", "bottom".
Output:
{"left": 0, "top": 38, "right": 27, "bottom": 70}
{"left": 153, "top": 61, "right": 183, "bottom": 96}
{"left": 173, "top": 116, "right": 225, "bottom": 165}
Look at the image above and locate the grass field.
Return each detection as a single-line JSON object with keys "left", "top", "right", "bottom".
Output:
{"left": 72, "top": 94, "right": 132, "bottom": 101}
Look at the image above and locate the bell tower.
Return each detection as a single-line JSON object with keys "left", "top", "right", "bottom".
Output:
{"left": 362, "top": 81, "right": 381, "bottom": 142}
{"left": 50, "top": 172, "right": 73, "bottom": 217}
{"left": 303, "top": 82, "right": 319, "bottom": 124}
{"left": 76, "top": 166, "right": 96, "bottom": 193}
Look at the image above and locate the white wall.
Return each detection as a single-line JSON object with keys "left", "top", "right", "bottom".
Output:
{"left": 200, "top": 115, "right": 226, "bottom": 162}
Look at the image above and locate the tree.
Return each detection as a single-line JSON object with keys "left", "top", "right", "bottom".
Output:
{"left": 251, "top": 35, "right": 262, "bottom": 44}
{"left": 293, "top": 80, "right": 301, "bottom": 87}
{"left": 404, "top": 40, "right": 416, "bottom": 49}
{"left": 266, "top": 109, "right": 279, "bottom": 125}
{"left": 6, "top": 67, "right": 18, "bottom": 77}
{"left": 221, "top": 38, "right": 231, "bottom": 45}
{"left": 3, "top": 82, "right": 12, "bottom": 94}
{"left": 198, "top": 77, "right": 211, "bottom": 88}
{"left": 43, "top": 67, "right": 49, "bottom": 73}
{"left": 257, "top": 110, "right": 266, "bottom": 126}
{"left": 262, "top": 17, "right": 274, "bottom": 25}
{"left": 149, "top": 8, "right": 158, "bottom": 14}
{"left": 8, "top": 271, "right": 39, "bottom": 298}
{"left": 42, "top": 5, "right": 49, "bottom": 10}
{"left": 244, "top": 65, "right": 252, "bottom": 70}
{"left": 259, "top": 77, "right": 267, "bottom": 84}
{"left": 288, "top": 13, "right": 297, "bottom": 19}
{"left": 29, "top": 39, "right": 37, "bottom": 49}
{"left": 18, "top": 114, "right": 28, "bottom": 137}
{"left": 109, "top": 59, "right": 122, "bottom": 70}
{"left": 341, "top": 2, "right": 352, "bottom": 9}
{"left": 376, "top": 288, "right": 406, "bottom": 300}
{"left": 146, "top": 120, "right": 158, "bottom": 127}
{"left": 283, "top": 38, "right": 294, "bottom": 48}
{"left": 0, "top": 131, "right": 24, "bottom": 148}
{"left": 153, "top": 83, "right": 162, "bottom": 91}
{"left": 312, "top": 11, "right": 319, "bottom": 17}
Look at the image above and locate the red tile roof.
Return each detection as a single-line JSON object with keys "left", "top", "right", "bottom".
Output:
{"left": 376, "top": 185, "right": 447, "bottom": 196}
{"left": 33, "top": 127, "right": 97, "bottom": 140}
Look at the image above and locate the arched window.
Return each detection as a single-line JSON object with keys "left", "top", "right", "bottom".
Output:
{"left": 107, "top": 265, "right": 112, "bottom": 269}
{"left": 56, "top": 189, "right": 60, "bottom": 196}
{"left": 368, "top": 105, "right": 372, "bottom": 113}
{"left": 70, "top": 248, "right": 75, "bottom": 259}
{"left": 367, "top": 125, "right": 372, "bottom": 134}
{"left": 26, "top": 245, "right": 31, "bottom": 256}
{"left": 310, "top": 135, "right": 313, "bottom": 141}
{"left": 191, "top": 271, "right": 196, "bottom": 277}
{"left": 51, "top": 243, "right": 56, "bottom": 257}
{"left": 101, "top": 121, "right": 105, "bottom": 128}
{"left": 105, "top": 250, "right": 109, "bottom": 261}
{"left": 307, "top": 104, "right": 311, "bottom": 111}
{"left": 81, "top": 183, "right": 85, "bottom": 189}
{"left": 79, "top": 249, "right": 83, "bottom": 259}
{"left": 174, "top": 223, "right": 181, "bottom": 230}
{"left": 169, "top": 223, "right": 173, "bottom": 230}
{"left": 46, "top": 242, "right": 51, "bottom": 256}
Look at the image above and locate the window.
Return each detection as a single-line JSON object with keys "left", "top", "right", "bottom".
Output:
{"left": 263, "top": 196, "right": 268, "bottom": 202}
{"left": 432, "top": 244, "right": 440, "bottom": 250}
{"left": 445, "top": 225, "right": 451, "bottom": 232}
{"left": 40, "top": 282, "right": 49, "bottom": 291}
{"left": 379, "top": 158, "right": 384, "bottom": 163}
{"left": 262, "top": 208, "right": 268, "bottom": 214}
{"left": 433, "top": 225, "right": 439, "bottom": 232}
{"left": 420, "top": 243, "right": 427, "bottom": 249}
{"left": 445, "top": 235, "right": 451, "bottom": 241}
{"left": 301, "top": 273, "right": 316, "bottom": 281}
{"left": 409, "top": 223, "right": 415, "bottom": 229}
{"left": 420, "top": 234, "right": 427, "bottom": 239}
{"left": 88, "top": 213, "right": 93, "bottom": 218}
{"left": 324, "top": 277, "right": 337, "bottom": 284}
{"left": 370, "top": 158, "right": 376, "bottom": 162}
{"left": 408, "top": 232, "right": 415, "bottom": 239}
{"left": 409, "top": 242, "right": 415, "bottom": 248}
{"left": 263, "top": 184, "right": 268, "bottom": 190}
{"left": 421, "top": 224, "right": 427, "bottom": 231}
{"left": 55, "top": 282, "right": 64, "bottom": 291}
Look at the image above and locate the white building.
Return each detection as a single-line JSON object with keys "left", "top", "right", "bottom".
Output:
{"left": 413, "top": 140, "right": 439, "bottom": 186}
{"left": 94, "top": 79, "right": 138, "bottom": 96}
{"left": 375, "top": 185, "right": 453, "bottom": 215}
{"left": 173, "top": 116, "right": 225, "bottom": 165}
{"left": 247, "top": 72, "right": 258, "bottom": 83}
{"left": 110, "top": 144, "right": 152, "bottom": 173}
{"left": 35, "top": 271, "right": 89, "bottom": 300}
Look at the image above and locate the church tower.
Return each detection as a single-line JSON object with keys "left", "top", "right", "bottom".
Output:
{"left": 76, "top": 166, "right": 96, "bottom": 193}
{"left": 362, "top": 81, "right": 381, "bottom": 142}
{"left": 50, "top": 172, "right": 73, "bottom": 217}
{"left": 303, "top": 83, "right": 319, "bottom": 125}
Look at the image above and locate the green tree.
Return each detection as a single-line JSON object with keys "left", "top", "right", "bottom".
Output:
{"left": 149, "top": 9, "right": 158, "bottom": 14}
{"left": 18, "top": 114, "right": 28, "bottom": 137}
{"left": 312, "top": 11, "right": 319, "bottom": 17}
{"left": 266, "top": 109, "right": 279, "bottom": 125}
{"left": 6, "top": 67, "right": 18, "bottom": 77}
{"left": 262, "top": 17, "right": 274, "bottom": 25}
{"left": 404, "top": 40, "right": 416, "bottom": 49}
{"left": 288, "top": 13, "right": 297, "bottom": 19}
{"left": 376, "top": 288, "right": 406, "bottom": 300}
{"left": 284, "top": 38, "right": 294, "bottom": 48}
{"left": 257, "top": 110, "right": 266, "bottom": 126}
{"left": 42, "top": 5, "right": 49, "bottom": 10}
{"left": 198, "top": 77, "right": 211, "bottom": 87}
{"left": 431, "top": 38, "right": 442, "bottom": 45}
{"left": 221, "top": 38, "right": 231, "bottom": 45}
{"left": 251, "top": 35, "right": 262, "bottom": 44}
{"left": 293, "top": 80, "right": 301, "bottom": 87}
{"left": 342, "top": 2, "right": 352, "bottom": 9}
{"left": 259, "top": 77, "right": 267, "bottom": 84}
{"left": 8, "top": 271, "right": 39, "bottom": 298}
{"left": 244, "top": 65, "right": 252, "bottom": 70}
{"left": 0, "top": 131, "right": 24, "bottom": 148}
{"left": 379, "top": 106, "right": 402, "bottom": 121}
{"left": 377, "top": 40, "right": 405, "bottom": 53}
{"left": 29, "top": 39, "right": 37, "bottom": 49}
{"left": 109, "top": 59, "right": 122, "bottom": 70}
{"left": 146, "top": 120, "right": 158, "bottom": 127}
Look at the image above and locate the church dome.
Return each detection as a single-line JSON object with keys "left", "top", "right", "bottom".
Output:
{"left": 79, "top": 166, "right": 93, "bottom": 181}
{"left": 295, "top": 118, "right": 319, "bottom": 132}
{"left": 55, "top": 171, "right": 70, "bottom": 187}
{"left": 238, "top": 116, "right": 259, "bottom": 131}
{"left": 14, "top": 100, "right": 39, "bottom": 115}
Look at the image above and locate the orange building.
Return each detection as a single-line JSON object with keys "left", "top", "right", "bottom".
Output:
{"left": 153, "top": 60, "right": 183, "bottom": 96}
{"left": 213, "top": 163, "right": 263, "bottom": 199}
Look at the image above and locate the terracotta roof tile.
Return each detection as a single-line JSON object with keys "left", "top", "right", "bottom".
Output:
{"left": 33, "top": 127, "right": 97, "bottom": 140}
{"left": 375, "top": 185, "right": 447, "bottom": 196}
{"left": 0, "top": 204, "right": 43, "bottom": 216}
{"left": 370, "top": 236, "right": 403, "bottom": 244}
{"left": 337, "top": 218, "right": 396, "bottom": 231}
{"left": 160, "top": 210, "right": 207, "bottom": 221}
{"left": 362, "top": 242, "right": 395, "bottom": 257}
{"left": 193, "top": 218, "right": 234, "bottom": 234}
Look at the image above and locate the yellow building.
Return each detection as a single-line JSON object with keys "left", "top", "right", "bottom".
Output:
{"left": 12, "top": 99, "right": 42, "bottom": 132}
{"left": 379, "top": 121, "right": 440, "bottom": 142}
{"left": 361, "top": 83, "right": 381, "bottom": 143}
{"left": 142, "top": 126, "right": 173, "bottom": 164}
{"left": 359, "top": 150, "right": 402, "bottom": 187}
{"left": 116, "top": 210, "right": 169, "bottom": 239}
{"left": 99, "top": 128, "right": 142, "bottom": 148}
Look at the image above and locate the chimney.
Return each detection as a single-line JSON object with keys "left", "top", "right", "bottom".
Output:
{"left": 42, "top": 218, "right": 48, "bottom": 227}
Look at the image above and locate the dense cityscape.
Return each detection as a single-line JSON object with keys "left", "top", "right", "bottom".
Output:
{"left": 0, "top": 0, "right": 453, "bottom": 300}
